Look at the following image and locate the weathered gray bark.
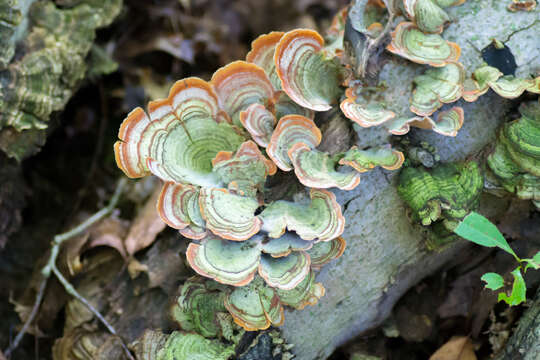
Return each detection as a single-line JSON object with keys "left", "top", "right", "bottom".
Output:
{"left": 280, "top": 2, "right": 540, "bottom": 359}
{"left": 495, "top": 287, "right": 540, "bottom": 360}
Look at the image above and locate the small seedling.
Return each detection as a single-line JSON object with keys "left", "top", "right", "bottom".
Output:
{"left": 454, "top": 211, "right": 540, "bottom": 306}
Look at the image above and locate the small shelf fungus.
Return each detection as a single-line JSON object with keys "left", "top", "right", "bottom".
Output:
{"left": 463, "top": 64, "right": 540, "bottom": 102}
{"left": 487, "top": 101, "right": 540, "bottom": 209}
{"left": 115, "top": 13, "right": 426, "bottom": 331}
{"left": 386, "top": 22, "right": 461, "bottom": 67}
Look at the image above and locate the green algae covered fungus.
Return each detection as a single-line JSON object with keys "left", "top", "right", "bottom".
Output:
{"left": 487, "top": 101, "right": 540, "bottom": 209}
{"left": 398, "top": 160, "right": 483, "bottom": 245}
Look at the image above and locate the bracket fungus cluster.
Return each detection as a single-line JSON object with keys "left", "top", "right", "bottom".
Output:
{"left": 114, "top": 25, "right": 406, "bottom": 331}
{"left": 340, "top": 0, "right": 470, "bottom": 138}
{"left": 114, "top": 0, "right": 539, "bottom": 335}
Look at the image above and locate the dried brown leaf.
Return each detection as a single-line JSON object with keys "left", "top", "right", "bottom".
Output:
{"left": 430, "top": 336, "right": 477, "bottom": 360}
{"left": 124, "top": 185, "right": 166, "bottom": 256}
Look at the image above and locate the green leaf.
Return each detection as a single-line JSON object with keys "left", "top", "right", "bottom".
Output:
{"left": 523, "top": 251, "right": 540, "bottom": 271}
{"left": 498, "top": 268, "right": 526, "bottom": 306}
{"left": 454, "top": 212, "right": 517, "bottom": 259}
{"left": 481, "top": 272, "right": 504, "bottom": 290}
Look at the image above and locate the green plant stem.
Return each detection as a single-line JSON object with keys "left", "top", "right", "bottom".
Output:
{"left": 4, "top": 178, "right": 132, "bottom": 359}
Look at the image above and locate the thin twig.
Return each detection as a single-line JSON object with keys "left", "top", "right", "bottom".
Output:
{"left": 4, "top": 178, "right": 130, "bottom": 359}
{"left": 51, "top": 266, "right": 134, "bottom": 360}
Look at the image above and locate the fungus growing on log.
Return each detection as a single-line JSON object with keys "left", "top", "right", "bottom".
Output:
{"left": 339, "top": 146, "right": 405, "bottom": 172}
{"left": 198, "top": 188, "right": 262, "bottom": 241}
{"left": 386, "top": 22, "right": 461, "bottom": 66}
{"left": 410, "top": 62, "right": 465, "bottom": 116}
{"left": 402, "top": 0, "right": 451, "bottom": 34}
{"left": 212, "top": 140, "right": 276, "bottom": 197}
{"left": 267, "top": 114, "right": 322, "bottom": 171}
{"left": 186, "top": 235, "right": 261, "bottom": 286}
{"left": 307, "top": 237, "right": 347, "bottom": 270}
{"left": 274, "top": 29, "right": 343, "bottom": 111}
{"left": 259, "top": 189, "right": 345, "bottom": 242}
{"left": 288, "top": 143, "right": 362, "bottom": 190}
{"left": 239, "top": 104, "right": 276, "bottom": 148}
{"left": 487, "top": 101, "right": 540, "bottom": 208}
{"left": 463, "top": 64, "right": 540, "bottom": 102}
{"left": 398, "top": 161, "right": 483, "bottom": 234}
{"left": 211, "top": 61, "right": 276, "bottom": 126}
{"left": 114, "top": 78, "right": 244, "bottom": 187}
{"left": 246, "top": 31, "right": 285, "bottom": 90}
{"left": 224, "top": 277, "right": 285, "bottom": 330}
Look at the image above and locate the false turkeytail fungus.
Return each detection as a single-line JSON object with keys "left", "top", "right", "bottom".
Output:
{"left": 402, "top": 0, "right": 451, "bottom": 34}
{"left": 386, "top": 22, "right": 461, "bottom": 67}
{"left": 199, "top": 188, "right": 262, "bottom": 241}
{"left": 212, "top": 140, "right": 276, "bottom": 197}
{"left": 463, "top": 64, "right": 540, "bottom": 101}
{"left": 259, "top": 189, "right": 345, "bottom": 242}
{"left": 267, "top": 114, "right": 322, "bottom": 171}
{"left": 115, "top": 0, "right": 486, "bottom": 332}
{"left": 387, "top": 107, "right": 464, "bottom": 137}
{"left": 224, "top": 277, "right": 284, "bottom": 331}
{"left": 274, "top": 29, "right": 343, "bottom": 111}
{"left": 338, "top": 146, "right": 405, "bottom": 173}
{"left": 211, "top": 61, "right": 276, "bottom": 126}
{"left": 288, "top": 143, "right": 362, "bottom": 190}
{"left": 246, "top": 31, "right": 286, "bottom": 90}
{"left": 307, "top": 237, "right": 347, "bottom": 271}
{"left": 410, "top": 62, "right": 465, "bottom": 116}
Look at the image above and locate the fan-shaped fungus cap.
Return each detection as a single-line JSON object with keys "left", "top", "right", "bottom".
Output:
{"left": 463, "top": 65, "right": 539, "bottom": 101}
{"left": 261, "top": 232, "right": 314, "bottom": 258}
{"left": 386, "top": 107, "right": 464, "bottom": 137}
{"left": 186, "top": 235, "right": 261, "bottom": 286}
{"left": 274, "top": 29, "right": 343, "bottom": 111}
{"left": 115, "top": 77, "right": 245, "bottom": 187}
{"left": 224, "top": 277, "right": 284, "bottom": 331}
{"left": 307, "top": 237, "right": 346, "bottom": 270}
{"left": 489, "top": 76, "right": 539, "bottom": 99}
{"left": 259, "top": 189, "right": 345, "bottom": 242}
{"left": 239, "top": 104, "right": 277, "bottom": 148}
{"left": 170, "top": 277, "right": 228, "bottom": 338}
{"left": 386, "top": 22, "right": 461, "bottom": 67}
{"left": 157, "top": 182, "right": 207, "bottom": 240}
{"left": 340, "top": 96, "right": 396, "bottom": 128}
{"left": 267, "top": 114, "right": 322, "bottom": 171}
{"left": 403, "top": 0, "right": 450, "bottom": 34}
{"left": 246, "top": 31, "right": 285, "bottom": 90}
{"left": 275, "top": 270, "right": 325, "bottom": 310}
{"left": 212, "top": 140, "right": 276, "bottom": 197}
{"left": 258, "top": 251, "right": 311, "bottom": 290}
{"left": 199, "top": 187, "right": 262, "bottom": 241}
{"left": 288, "top": 143, "right": 361, "bottom": 190}
{"left": 211, "top": 61, "right": 275, "bottom": 126}
{"left": 410, "top": 62, "right": 465, "bottom": 116}
{"left": 339, "top": 146, "right": 405, "bottom": 172}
